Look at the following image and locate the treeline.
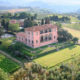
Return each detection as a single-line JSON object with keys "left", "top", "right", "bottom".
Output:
{"left": 49, "top": 15, "right": 70, "bottom": 23}
{"left": 0, "top": 19, "right": 20, "bottom": 34}
{"left": 77, "top": 16, "right": 80, "bottom": 20}
{"left": 0, "top": 12, "right": 37, "bottom": 20}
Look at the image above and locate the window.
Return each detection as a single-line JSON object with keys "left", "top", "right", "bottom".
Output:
{"left": 29, "top": 40, "right": 30, "bottom": 43}
{"left": 40, "top": 36, "right": 44, "bottom": 42}
{"left": 36, "top": 40, "right": 38, "bottom": 43}
{"left": 45, "top": 29, "right": 48, "bottom": 33}
{"left": 54, "top": 36, "right": 56, "bottom": 39}
{"left": 49, "top": 28, "right": 52, "bottom": 32}
{"left": 40, "top": 30, "right": 43, "bottom": 34}
{"left": 28, "top": 40, "right": 30, "bottom": 43}
{"left": 45, "top": 35, "right": 48, "bottom": 41}
{"left": 49, "top": 34, "right": 52, "bottom": 40}
{"left": 26, "top": 39, "right": 27, "bottom": 41}
{"left": 32, "top": 40, "right": 34, "bottom": 44}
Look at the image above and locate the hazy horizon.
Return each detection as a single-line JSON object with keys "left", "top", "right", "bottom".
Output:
{"left": 0, "top": 0, "right": 80, "bottom": 13}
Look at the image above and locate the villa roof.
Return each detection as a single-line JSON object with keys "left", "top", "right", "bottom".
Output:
{"left": 25, "top": 24, "right": 57, "bottom": 32}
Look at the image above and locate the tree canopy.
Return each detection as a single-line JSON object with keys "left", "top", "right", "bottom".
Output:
{"left": 0, "top": 68, "right": 9, "bottom": 80}
{"left": 8, "top": 23, "right": 20, "bottom": 32}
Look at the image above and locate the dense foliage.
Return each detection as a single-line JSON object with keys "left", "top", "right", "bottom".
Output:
{"left": 24, "top": 17, "right": 38, "bottom": 28}
{"left": 0, "top": 27, "right": 4, "bottom": 37}
{"left": 12, "top": 55, "right": 80, "bottom": 80}
{"left": 49, "top": 15, "right": 70, "bottom": 23}
{"left": 0, "top": 68, "right": 9, "bottom": 80}
{"left": 0, "top": 12, "right": 37, "bottom": 20}
{"left": 8, "top": 23, "right": 20, "bottom": 32}
{"left": 0, "top": 54, "right": 20, "bottom": 73}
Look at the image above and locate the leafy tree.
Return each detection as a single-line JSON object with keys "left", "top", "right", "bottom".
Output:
{"left": 76, "top": 72, "right": 80, "bottom": 80}
{"left": 58, "top": 29, "right": 73, "bottom": 42}
{"left": 1, "top": 19, "right": 6, "bottom": 28}
{"left": 0, "top": 27, "right": 4, "bottom": 38}
{"left": 8, "top": 23, "right": 20, "bottom": 32}
{"left": 48, "top": 73, "right": 54, "bottom": 80}
{"left": 33, "top": 14, "right": 37, "bottom": 20}
{"left": 72, "top": 37, "right": 78, "bottom": 44}
{"left": 24, "top": 17, "right": 37, "bottom": 28}
{"left": 18, "top": 12, "right": 31, "bottom": 19}
{"left": 45, "top": 17, "right": 50, "bottom": 24}
{"left": 5, "top": 21, "right": 9, "bottom": 32}
{"left": 0, "top": 68, "right": 9, "bottom": 80}
{"left": 41, "top": 19, "right": 45, "bottom": 25}
{"left": 49, "top": 15, "right": 70, "bottom": 23}
{"left": 1, "top": 19, "right": 9, "bottom": 32}
{"left": 56, "top": 22, "right": 62, "bottom": 29}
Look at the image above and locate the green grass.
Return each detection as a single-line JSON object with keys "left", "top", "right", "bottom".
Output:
{"left": 70, "top": 16, "right": 80, "bottom": 22}
{"left": 63, "top": 27, "right": 80, "bottom": 40}
{"left": 63, "top": 23, "right": 80, "bottom": 31}
{"left": 34, "top": 45, "right": 80, "bottom": 68}
{"left": 0, "top": 54, "right": 20, "bottom": 73}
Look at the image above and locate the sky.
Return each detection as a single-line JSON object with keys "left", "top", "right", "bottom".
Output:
{"left": 1, "top": 0, "right": 80, "bottom": 5}
{"left": 2, "top": 0, "right": 80, "bottom": 5}
{"left": 1, "top": 0, "right": 80, "bottom": 13}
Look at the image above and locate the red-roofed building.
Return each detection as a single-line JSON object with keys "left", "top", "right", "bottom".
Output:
{"left": 16, "top": 24, "right": 58, "bottom": 48}
{"left": 9, "top": 19, "right": 24, "bottom": 27}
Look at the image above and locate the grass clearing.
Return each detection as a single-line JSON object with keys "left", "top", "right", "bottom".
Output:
{"left": 63, "top": 27, "right": 80, "bottom": 40}
{"left": 34, "top": 45, "right": 80, "bottom": 68}
{"left": 63, "top": 23, "right": 80, "bottom": 31}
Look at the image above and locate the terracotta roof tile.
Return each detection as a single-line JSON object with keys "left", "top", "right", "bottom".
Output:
{"left": 25, "top": 24, "right": 57, "bottom": 32}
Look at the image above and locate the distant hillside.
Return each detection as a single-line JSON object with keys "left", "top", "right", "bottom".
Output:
{"left": 0, "top": 6, "right": 53, "bottom": 15}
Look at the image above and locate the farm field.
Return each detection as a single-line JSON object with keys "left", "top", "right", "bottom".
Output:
{"left": 63, "top": 27, "right": 80, "bottom": 40}
{"left": 34, "top": 45, "right": 80, "bottom": 68}
{"left": 0, "top": 54, "right": 20, "bottom": 73}
{"left": 63, "top": 23, "right": 80, "bottom": 31}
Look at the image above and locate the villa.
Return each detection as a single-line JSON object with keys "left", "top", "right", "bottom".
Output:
{"left": 16, "top": 24, "right": 58, "bottom": 48}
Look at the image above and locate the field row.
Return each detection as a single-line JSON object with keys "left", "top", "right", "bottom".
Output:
{"left": 34, "top": 45, "right": 80, "bottom": 68}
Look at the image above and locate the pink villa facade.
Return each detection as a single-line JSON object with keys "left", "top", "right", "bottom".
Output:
{"left": 16, "top": 24, "right": 58, "bottom": 48}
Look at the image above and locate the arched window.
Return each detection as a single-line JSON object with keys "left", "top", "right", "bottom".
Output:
{"left": 32, "top": 40, "right": 34, "bottom": 44}
{"left": 49, "top": 28, "right": 52, "bottom": 32}
{"left": 54, "top": 36, "right": 56, "bottom": 39}
{"left": 45, "top": 35, "right": 48, "bottom": 41}
{"left": 40, "top": 30, "right": 43, "bottom": 34}
{"left": 45, "top": 29, "right": 48, "bottom": 33}
{"left": 49, "top": 34, "right": 52, "bottom": 40}
{"left": 40, "top": 36, "right": 44, "bottom": 42}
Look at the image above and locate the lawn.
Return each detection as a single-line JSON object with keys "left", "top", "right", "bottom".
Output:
{"left": 63, "top": 23, "right": 80, "bottom": 31}
{"left": 34, "top": 45, "right": 80, "bottom": 68}
{"left": 0, "top": 54, "right": 20, "bottom": 73}
{"left": 63, "top": 27, "right": 80, "bottom": 40}
{"left": 70, "top": 16, "right": 80, "bottom": 22}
